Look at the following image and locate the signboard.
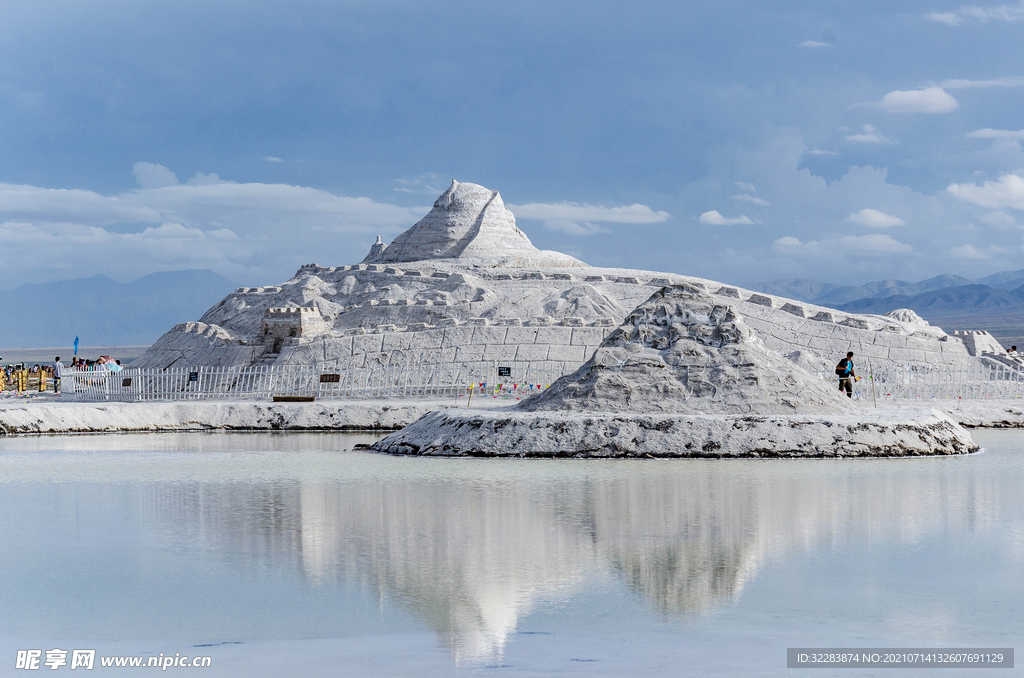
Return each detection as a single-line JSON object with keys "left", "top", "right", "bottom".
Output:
{"left": 319, "top": 373, "right": 341, "bottom": 383}
{"left": 122, "top": 378, "right": 133, "bottom": 387}
{"left": 188, "top": 371, "right": 199, "bottom": 382}
{"left": 497, "top": 366, "right": 511, "bottom": 377}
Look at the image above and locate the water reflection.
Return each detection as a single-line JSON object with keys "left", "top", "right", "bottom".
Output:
{"left": 130, "top": 448, "right": 1009, "bottom": 664}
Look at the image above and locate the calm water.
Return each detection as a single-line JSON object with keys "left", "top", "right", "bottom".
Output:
{"left": 1, "top": 431, "right": 1022, "bottom": 676}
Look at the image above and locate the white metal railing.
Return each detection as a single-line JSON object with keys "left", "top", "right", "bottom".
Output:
{"left": 59, "top": 359, "right": 1024, "bottom": 403}
{"left": 58, "top": 361, "right": 578, "bottom": 403}
{"left": 814, "top": 360, "right": 1024, "bottom": 401}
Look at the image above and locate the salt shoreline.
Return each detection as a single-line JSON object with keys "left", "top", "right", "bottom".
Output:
{"left": 1, "top": 397, "right": 1022, "bottom": 437}
{"left": 0, "top": 397, "right": 470, "bottom": 436}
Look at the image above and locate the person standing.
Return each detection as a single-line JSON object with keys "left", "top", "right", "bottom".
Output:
{"left": 836, "top": 351, "right": 856, "bottom": 398}
{"left": 53, "top": 356, "right": 64, "bottom": 394}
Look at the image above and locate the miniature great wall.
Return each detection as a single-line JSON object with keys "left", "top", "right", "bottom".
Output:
{"left": 133, "top": 180, "right": 1010, "bottom": 377}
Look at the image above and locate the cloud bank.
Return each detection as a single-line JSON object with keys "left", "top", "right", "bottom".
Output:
{"left": 0, "top": 172, "right": 429, "bottom": 288}
{"left": 699, "top": 210, "right": 754, "bottom": 225}
{"left": 772, "top": 234, "right": 913, "bottom": 257}
{"left": 848, "top": 208, "right": 906, "bottom": 228}
{"left": 876, "top": 88, "right": 959, "bottom": 113}
{"left": 947, "top": 172, "right": 1024, "bottom": 209}
{"left": 508, "top": 201, "right": 670, "bottom": 237}
{"left": 927, "top": 1, "right": 1024, "bottom": 25}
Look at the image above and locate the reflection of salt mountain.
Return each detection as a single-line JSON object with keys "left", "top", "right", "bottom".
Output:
{"left": 300, "top": 481, "right": 596, "bottom": 663}
{"left": 142, "top": 457, "right": 1002, "bottom": 664}
{"left": 589, "top": 474, "right": 770, "bottom": 615}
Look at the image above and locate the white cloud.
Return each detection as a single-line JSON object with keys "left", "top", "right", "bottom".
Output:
{"left": 393, "top": 173, "right": 446, "bottom": 195}
{"left": 876, "top": 87, "right": 959, "bottom": 113}
{"left": 508, "top": 201, "right": 669, "bottom": 237}
{"left": 263, "top": 156, "right": 283, "bottom": 162}
{"left": 927, "top": 11, "right": 964, "bottom": 24}
{"left": 735, "top": 182, "right": 757, "bottom": 193}
{"left": 968, "top": 128, "right": 1024, "bottom": 139}
{"left": 0, "top": 170, "right": 431, "bottom": 287}
{"left": 950, "top": 244, "right": 1007, "bottom": 259}
{"left": 699, "top": 210, "right": 754, "bottom": 225}
{"left": 730, "top": 194, "right": 771, "bottom": 206}
{"left": 806, "top": 149, "right": 839, "bottom": 156}
{"left": 947, "top": 172, "right": 1024, "bottom": 209}
{"left": 846, "top": 125, "right": 897, "bottom": 144}
{"left": 186, "top": 172, "right": 227, "bottom": 186}
{"left": 848, "top": 208, "right": 906, "bottom": 228}
{"left": 508, "top": 202, "right": 670, "bottom": 224}
{"left": 926, "top": 1, "right": 1024, "bottom": 25}
{"left": 541, "top": 219, "right": 610, "bottom": 236}
{"left": 941, "top": 76, "right": 1024, "bottom": 88}
{"left": 979, "top": 210, "right": 1020, "bottom": 228}
{"left": 772, "top": 233, "right": 913, "bottom": 257}
{"left": 132, "top": 162, "right": 179, "bottom": 189}
{"left": 800, "top": 40, "right": 829, "bottom": 47}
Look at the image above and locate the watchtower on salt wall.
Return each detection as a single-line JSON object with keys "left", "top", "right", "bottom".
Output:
{"left": 261, "top": 307, "right": 330, "bottom": 354}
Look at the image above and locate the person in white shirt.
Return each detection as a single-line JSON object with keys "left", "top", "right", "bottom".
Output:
{"left": 53, "top": 357, "right": 64, "bottom": 394}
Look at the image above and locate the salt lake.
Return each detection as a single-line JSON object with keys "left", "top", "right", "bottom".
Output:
{"left": 1, "top": 430, "right": 1021, "bottom": 676}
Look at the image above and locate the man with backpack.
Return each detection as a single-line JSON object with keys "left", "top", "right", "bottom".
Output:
{"left": 836, "top": 351, "right": 856, "bottom": 398}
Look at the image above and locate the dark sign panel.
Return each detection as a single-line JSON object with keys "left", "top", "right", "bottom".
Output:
{"left": 122, "top": 378, "right": 133, "bottom": 387}
{"left": 498, "top": 366, "right": 511, "bottom": 377}
{"left": 188, "top": 371, "right": 199, "bottom": 382}
{"left": 319, "top": 373, "right": 341, "bottom": 383}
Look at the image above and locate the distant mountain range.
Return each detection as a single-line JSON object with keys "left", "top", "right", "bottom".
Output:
{"left": 747, "top": 272, "right": 1024, "bottom": 305}
{"left": 0, "top": 270, "right": 237, "bottom": 349}
{"left": 748, "top": 268, "right": 1024, "bottom": 348}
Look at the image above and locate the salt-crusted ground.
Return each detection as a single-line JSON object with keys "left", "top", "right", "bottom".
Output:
{"left": 0, "top": 397, "right": 476, "bottom": 435}
{"left": 0, "top": 396, "right": 1020, "bottom": 437}
{"left": 885, "top": 398, "right": 1024, "bottom": 428}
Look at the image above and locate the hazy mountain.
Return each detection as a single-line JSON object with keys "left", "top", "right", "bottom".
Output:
{"left": 975, "top": 268, "right": 1024, "bottom": 287}
{"left": 744, "top": 268, "right": 1024, "bottom": 347}
{"left": 0, "top": 270, "right": 237, "bottom": 348}
{"left": 834, "top": 285, "right": 1024, "bottom": 348}
{"left": 748, "top": 270, "right": 1014, "bottom": 307}
{"left": 835, "top": 285, "right": 1024, "bottom": 316}
{"left": 745, "top": 279, "right": 839, "bottom": 302}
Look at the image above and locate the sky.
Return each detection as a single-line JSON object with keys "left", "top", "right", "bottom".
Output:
{"left": 2, "top": 0, "right": 1024, "bottom": 290}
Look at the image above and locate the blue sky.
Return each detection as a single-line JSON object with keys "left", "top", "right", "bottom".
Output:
{"left": 2, "top": 0, "right": 1024, "bottom": 289}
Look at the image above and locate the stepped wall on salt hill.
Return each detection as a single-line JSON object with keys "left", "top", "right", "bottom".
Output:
{"left": 132, "top": 180, "right": 1003, "bottom": 373}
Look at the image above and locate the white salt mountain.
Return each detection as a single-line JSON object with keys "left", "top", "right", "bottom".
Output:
{"left": 369, "top": 179, "right": 583, "bottom": 267}
{"left": 521, "top": 284, "right": 850, "bottom": 415}
{"left": 371, "top": 286, "right": 976, "bottom": 458}
{"left": 133, "top": 179, "right": 1003, "bottom": 374}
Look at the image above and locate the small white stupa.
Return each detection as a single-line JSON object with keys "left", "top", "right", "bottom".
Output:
{"left": 361, "top": 235, "right": 388, "bottom": 263}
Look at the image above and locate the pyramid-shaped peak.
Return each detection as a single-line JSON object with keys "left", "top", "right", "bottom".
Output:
{"left": 522, "top": 284, "right": 856, "bottom": 415}
{"left": 368, "top": 179, "right": 585, "bottom": 267}
{"left": 434, "top": 179, "right": 492, "bottom": 209}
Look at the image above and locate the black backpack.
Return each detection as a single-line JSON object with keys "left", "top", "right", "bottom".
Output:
{"left": 835, "top": 359, "right": 849, "bottom": 376}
